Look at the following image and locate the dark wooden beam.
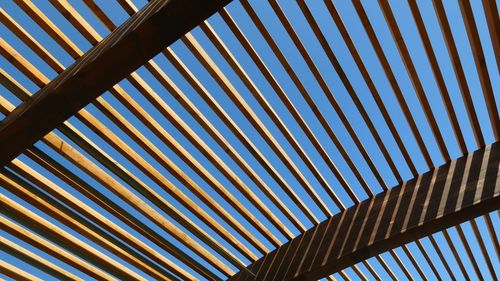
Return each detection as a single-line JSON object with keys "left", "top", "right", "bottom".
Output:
{"left": 0, "top": 0, "right": 231, "bottom": 167}
{"left": 230, "top": 142, "right": 500, "bottom": 281}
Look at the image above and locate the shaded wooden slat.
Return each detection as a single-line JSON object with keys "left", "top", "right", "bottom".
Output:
{"left": 322, "top": 0, "right": 417, "bottom": 177}
{"left": 297, "top": 0, "right": 401, "bottom": 186}
{"left": 407, "top": 0, "right": 467, "bottom": 154}
{"left": 469, "top": 219, "right": 497, "bottom": 279}
{"left": 352, "top": 0, "right": 434, "bottom": 167}
{"left": 401, "top": 245, "right": 428, "bottom": 281}
{"left": 219, "top": 8, "right": 360, "bottom": 205}
{"left": 455, "top": 224, "right": 484, "bottom": 280}
{"left": 431, "top": 0, "right": 485, "bottom": 148}
{"left": 244, "top": 0, "right": 375, "bottom": 198}
{"left": 229, "top": 142, "right": 500, "bottom": 280}
{"left": 377, "top": 0, "right": 450, "bottom": 162}
{"left": 427, "top": 234, "right": 456, "bottom": 280}
{"left": 387, "top": 249, "right": 413, "bottom": 280}
{"left": 482, "top": 0, "right": 500, "bottom": 73}
{"left": 0, "top": 0, "right": 231, "bottom": 167}
{"left": 458, "top": 0, "right": 500, "bottom": 139}
{"left": 442, "top": 228, "right": 471, "bottom": 281}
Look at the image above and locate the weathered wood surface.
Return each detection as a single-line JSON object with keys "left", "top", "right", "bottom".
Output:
{"left": 0, "top": 0, "right": 230, "bottom": 167}
{"left": 230, "top": 142, "right": 500, "bottom": 280}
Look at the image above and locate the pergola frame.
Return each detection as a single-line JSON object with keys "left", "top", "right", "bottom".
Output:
{"left": 230, "top": 142, "right": 500, "bottom": 280}
{"left": 0, "top": 0, "right": 230, "bottom": 167}
{"left": 0, "top": 0, "right": 499, "bottom": 280}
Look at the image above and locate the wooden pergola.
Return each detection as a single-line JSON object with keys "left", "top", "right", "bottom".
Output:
{"left": 0, "top": 0, "right": 498, "bottom": 280}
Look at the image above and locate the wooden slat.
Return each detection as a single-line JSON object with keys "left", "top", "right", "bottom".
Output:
{"left": 0, "top": 39, "right": 242, "bottom": 276}
{"left": 296, "top": 0, "right": 401, "bottom": 186}
{"left": 0, "top": 234, "right": 81, "bottom": 281}
{"left": 84, "top": 0, "right": 301, "bottom": 239}
{"left": 2, "top": 162, "right": 179, "bottom": 281}
{"left": 469, "top": 219, "right": 497, "bottom": 279}
{"left": 0, "top": 0, "right": 231, "bottom": 167}
{"left": 407, "top": 0, "right": 467, "bottom": 154}
{"left": 442, "top": 229, "right": 471, "bottom": 280}
{"left": 322, "top": 0, "right": 417, "bottom": 176}
{"left": 164, "top": 47, "right": 322, "bottom": 223}
{"left": 0, "top": 193, "right": 145, "bottom": 280}
{"left": 0, "top": 197, "right": 115, "bottom": 280}
{"left": 458, "top": 0, "right": 500, "bottom": 140}
{"left": 229, "top": 142, "right": 500, "bottom": 280}
{"left": 455, "top": 224, "right": 484, "bottom": 280}
{"left": 0, "top": 73, "right": 208, "bottom": 280}
{"left": 200, "top": 21, "right": 345, "bottom": 208}
{"left": 1, "top": 100, "right": 232, "bottom": 279}
{"left": 0, "top": 259, "right": 43, "bottom": 281}
{"left": 1, "top": 3, "right": 267, "bottom": 262}
{"left": 352, "top": 0, "right": 434, "bottom": 167}
{"left": 482, "top": 0, "right": 500, "bottom": 73}
{"left": 377, "top": 0, "right": 450, "bottom": 162}
{"left": 270, "top": 0, "right": 388, "bottom": 191}
{"left": 218, "top": 9, "right": 360, "bottom": 205}
{"left": 431, "top": 0, "right": 485, "bottom": 148}
{"left": 143, "top": 60, "right": 306, "bottom": 232}
{"left": 240, "top": 0, "right": 375, "bottom": 198}
{"left": 180, "top": 34, "right": 333, "bottom": 216}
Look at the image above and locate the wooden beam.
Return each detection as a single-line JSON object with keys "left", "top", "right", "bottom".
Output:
{"left": 229, "top": 142, "right": 500, "bottom": 280}
{"left": 0, "top": 0, "right": 231, "bottom": 167}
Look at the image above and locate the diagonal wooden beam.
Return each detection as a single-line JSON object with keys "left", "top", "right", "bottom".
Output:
{"left": 0, "top": 0, "right": 231, "bottom": 167}
{"left": 230, "top": 142, "right": 500, "bottom": 281}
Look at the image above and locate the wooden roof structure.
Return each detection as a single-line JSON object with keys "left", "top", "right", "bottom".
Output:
{"left": 0, "top": 0, "right": 499, "bottom": 280}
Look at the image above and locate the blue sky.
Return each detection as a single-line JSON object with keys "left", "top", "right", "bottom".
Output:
{"left": 1, "top": 0, "right": 499, "bottom": 280}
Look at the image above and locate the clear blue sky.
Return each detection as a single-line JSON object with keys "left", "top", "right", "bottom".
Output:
{"left": 1, "top": 0, "right": 499, "bottom": 280}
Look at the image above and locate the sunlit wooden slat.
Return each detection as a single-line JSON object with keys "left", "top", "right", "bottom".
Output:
{"left": 0, "top": 193, "right": 144, "bottom": 280}
{"left": 0, "top": 39, "right": 240, "bottom": 276}
{"left": 1, "top": 165, "right": 177, "bottom": 281}
{"left": 0, "top": 234, "right": 82, "bottom": 280}
{"left": 181, "top": 35, "right": 334, "bottom": 216}
{"left": 0, "top": 258, "right": 43, "bottom": 281}
{"left": 0, "top": 72, "right": 209, "bottom": 280}
{"left": 0, "top": 0, "right": 232, "bottom": 167}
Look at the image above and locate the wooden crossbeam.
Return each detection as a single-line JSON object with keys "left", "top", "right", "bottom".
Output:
{"left": 0, "top": 0, "right": 230, "bottom": 167}
{"left": 230, "top": 142, "right": 500, "bottom": 281}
